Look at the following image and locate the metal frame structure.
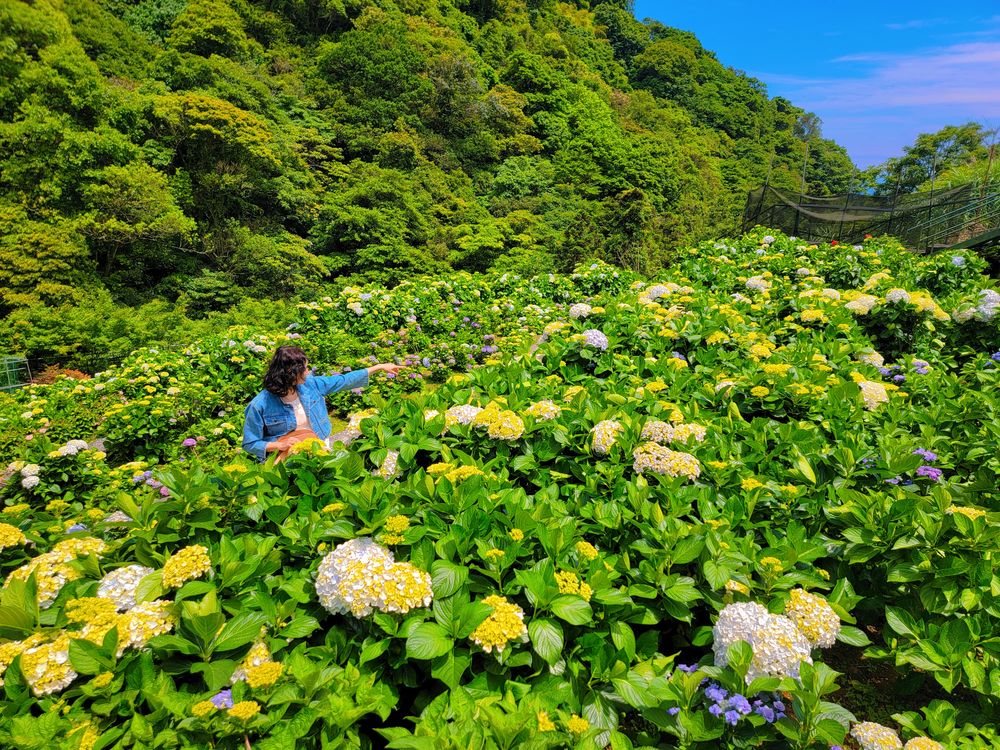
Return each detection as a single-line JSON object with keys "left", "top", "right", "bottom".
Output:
{"left": 741, "top": 183, "right": 1000, "bottom": 250}
{"left": 0, "top": 357, "right": 31, "bottom": 391}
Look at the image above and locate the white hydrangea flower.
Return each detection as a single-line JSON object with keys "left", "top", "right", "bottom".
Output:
{"left": 885, "top": 288, "right": 910, "bottom": 304}
{"left": 975, "top": 289, "right": 1000, "bottom": 321}
{"left": 524, "top": 400, "right": 561, "bottom": 421}
{"left": 20, "top": 475, "right": 40, "bottom": 490}
{"left": 20, "top": 464, "right": 40, "bottom": 477}
{"left": 858, "top": 380, "right": 889, "bottom": 411}
{"left": 97, "top": 565, "right": 155, "bottom": 611}
{"left": 591, "top": 420, "right": 623, "bottom": 455}
{"left": 845, "top": 294, "right": 880, "bottom": 314}
{"left": 712, "top": 602, "right": 770, "bottom": 668}
{"left": 857, "top": 349, "right": 885, "bottom": 368}
{"left": 569, "top": 303, "right": 592, "bottom": 319}
{"left": 745, "top": 613, "right": 813, "bottom": 682}
{"left": 745, "top": 276, "right": 770, "bottom": 292}
{"left": 851, "top": 721, "right": 903, "bottom": 750}
{"left": 444, "top": 405, "right": 483, "bottom": 428}
{"left": 315, "top": 538, "right": 432, "bottom": 619}
{"left": 373, "top": 450, "right": 399, "bottom": 481}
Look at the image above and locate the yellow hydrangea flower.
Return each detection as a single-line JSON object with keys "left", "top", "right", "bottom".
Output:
{"left": 162, "top": 545, "right": 211, "bottom": 589}
{"left": 227, "top": 700, "right": 261, "bottom": 722}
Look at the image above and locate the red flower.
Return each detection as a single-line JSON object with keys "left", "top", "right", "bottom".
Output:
{"left": 864, "top": 234, "right": 873, "bottom": 239}
{"left": 830, "top": 240, "right": 839, "bottom": 246}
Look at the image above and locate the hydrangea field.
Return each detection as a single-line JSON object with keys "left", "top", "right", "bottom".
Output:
{"left": 1, "top": 231, "right": 1000, "bottom": 750}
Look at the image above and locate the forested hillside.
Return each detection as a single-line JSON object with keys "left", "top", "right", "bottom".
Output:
{"left": 0, "top": 0, "right": 854, "bottom": 315}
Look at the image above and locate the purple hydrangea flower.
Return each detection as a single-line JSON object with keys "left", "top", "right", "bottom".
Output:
{"left": 730, "top": 695, "right": 752, "bottom": 715}
{"left": 66, "top": 524, "right": 88, "bottom": 533}
{"left": 160, "top": 486, "right": 170, "bottom": 497}
{"left": 582, "top": 329, "right": 609, "bottom": 351}
{"left": 210, "top": 689, "right": 233, "bottom": 709}
{"left": 886, "top": 477, "right": 901, "bottom": 485}
{"left": 893, "top": 374, "right": 906, "bottom": 383}
{"left": 676, "top": 663, "right": 698, "bottom": 673}
{"left": 773, "top": 701, "right": 784, "bottom": 713}
{"left": 181, "top": 438, "right": 197, "bottom": 448}
{"left": 992, "top": 352, "right": 1000, "bottom": 362}
{"left": 757, "top": 705, "right": 776, "bottom": 722}
{"left": 916, "top": 465, "right": 943, "bottom": 481}
{"left": 667, "top": 707, "right": 681, "bottom": 716}
{"left": 705, "top": 685, "right": 728, "bottom": 703}
{"left": 912, "top": 448, "right": 937, "bottom": 462}
{"left": 708, "top": 703, "right": 724, "bottom": 717}
{"left": 724, "top": 710, "right": 740, "bottom": 726}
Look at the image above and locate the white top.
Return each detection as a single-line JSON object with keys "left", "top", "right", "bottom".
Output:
{"left": 287, "top": 397, "right": 309, "bottom": 430}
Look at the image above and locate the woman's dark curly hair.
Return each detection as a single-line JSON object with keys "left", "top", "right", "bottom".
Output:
{"left": 263, "top": 346, "right": 308, "bottom": 396}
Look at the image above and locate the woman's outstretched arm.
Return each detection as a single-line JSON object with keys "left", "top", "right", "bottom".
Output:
{"left": 311, "top": 363, "right": 404, "bottom": 396}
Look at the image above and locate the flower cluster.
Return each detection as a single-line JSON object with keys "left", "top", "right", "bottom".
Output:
{"left": 591, "top": 420, "right": 622, "bottom": 455}
{"left": 524, "top": 400, "right": 561, "bottom": 421}
{"left": 373, "top": 450, "right": 400, "bottom": 480}
{"left": 641, "top": 420, "right": 707, "bottom": 445}
{"left": 232, "top": 638, "right": 283, "bottom": 689}
{"left": 315, "top": 538, "right": 432, "bottom": 618}
{"left": 469, "top": 595, "right": 528, "bottom": 654}
{"left": 555, "top": 570, "right": 592, "bottom": 601}
{"left": 97, "top": 565, "right": 155, "bottom": 611}
{"left": 701, "top": 681, "right": 786, "bottom": 726}
{"left": 851, "top": 721, "right": 903, "bottom": 750}
{"left": 712, "top": 600, "right": 828, "bottom": 682}
{"left": 5, "top": 537, "right": 108, "bottom": 608}
{"left": 116, "top": 600, "right": 176, "bottom": 654}
{"left": 579, "top": 329, "right": 609, "bottom": 351}
{"left": 632, "top": 442, "right": 701, "bottom": 480}
{"left": 783, "top": 589, "right": 841, "bottom": 648}
{"left": 485, "top": 410, "right": 525, "bottom": 441}
{"left": 20, "top": 634, "right": 76, "bottom": 696}
{"left": 568, "top": 303, "right": 592, "bottom": 319}
{"left": 444, "top": 404, "right": 483, "bottom": 428}
{"left": 857, "top": 379, "right": 889, "bottom": 411}
{"left": 0, "top": 522, "right": 26, "bottom": 550}
{"left": 162, "top": 545, "right": 212, "bottom": 589}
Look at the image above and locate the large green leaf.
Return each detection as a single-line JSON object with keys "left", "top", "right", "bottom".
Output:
{"left": 430, "top": 560, "right": 467, "bottom": 599}
{"left": 528, "top": 618, "right": 563, "bottom": 664}
{"left": 211, "top": 611, "right": 268, "bottom": 653}
{"left": 550, "top": 595, "right": 592, "bottom": 625}
{"left": 406, "top": 621, "right": 454, "bottom": 660}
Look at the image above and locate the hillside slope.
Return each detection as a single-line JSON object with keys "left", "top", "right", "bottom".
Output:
{"left": 0, "top": 0, "right": 853, "bottom": 310}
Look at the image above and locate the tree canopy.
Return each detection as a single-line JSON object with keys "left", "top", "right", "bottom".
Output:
{"left": 0, "top": 0, "right": 857, "bottom": 313}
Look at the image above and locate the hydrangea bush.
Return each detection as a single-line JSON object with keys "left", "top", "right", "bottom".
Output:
{"left": 0, "top": 237, "right": 997, "bottom": 748}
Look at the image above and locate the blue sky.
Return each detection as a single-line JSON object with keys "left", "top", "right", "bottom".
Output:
{"left": 633, "top": 1, "right": 1000, "bottom": 168}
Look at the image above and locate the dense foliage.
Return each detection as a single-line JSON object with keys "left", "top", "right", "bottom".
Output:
{"left": 1, "top": 231, "right": 999, "bottom": 749}
{"left": 1, "top": 0, "right": 854, "bottom": 321}
{"left": 860, "top": 123, "right": 995, "bottom": 196}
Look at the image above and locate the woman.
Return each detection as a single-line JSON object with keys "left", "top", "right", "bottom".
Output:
{"left": 242, "top": 345, "right": 402, "bottom": 461}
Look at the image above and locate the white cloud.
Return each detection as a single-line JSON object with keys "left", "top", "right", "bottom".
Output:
{"left": 751, "top": 41, "right": 1000, "bottom": 166}
{"left": 885, "top": 18, "right": 947, "bottom": 31}
{"left": 756, "top": 42, "right": 1000, "bottom": 113}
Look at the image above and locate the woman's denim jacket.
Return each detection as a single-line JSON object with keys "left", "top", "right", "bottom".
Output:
{"left": 242, "top": 370, "right": 369, "bottom": 461}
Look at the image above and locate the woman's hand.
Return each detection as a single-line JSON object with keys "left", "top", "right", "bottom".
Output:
{"left": 267, "top": 436, "right": 297, "bottom": 453}
{"left": 368, "top": 363, "right": 405, "bottom": 376}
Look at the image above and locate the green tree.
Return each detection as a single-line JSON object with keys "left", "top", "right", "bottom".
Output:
{"left": 862, "top": 122, "right": 993, "bottom": 195}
